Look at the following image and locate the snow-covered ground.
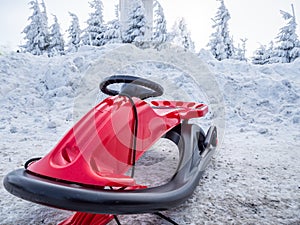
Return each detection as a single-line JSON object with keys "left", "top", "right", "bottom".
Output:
{"left": 0, "top": 45, "right": 299, "bottom": 225}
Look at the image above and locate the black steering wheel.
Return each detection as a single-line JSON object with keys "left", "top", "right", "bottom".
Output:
{"left": 99, "top": 75, "right": 164, "bottom": 100}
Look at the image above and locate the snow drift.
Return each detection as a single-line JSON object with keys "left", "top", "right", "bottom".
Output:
{"left": 0, "top": 45, "right": 299, "bottom": 224}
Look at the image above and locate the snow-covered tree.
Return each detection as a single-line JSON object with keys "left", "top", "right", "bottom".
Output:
{"left": 290, "top": 39, "right": 300, "bottom": 61}
{"left": 208, "top": 26, "right": 226, "bottom": 60}
{"left": 122, "top": 0, "right": 148, "bottom": 48}
{"left": 170, "top": 18, "right": 195, "bottom": 52}
{"left": 265, "top": 41, "right": 275, "bottom": 64}
{"left": 114, "top": 3, "right": 120, "bottom": 20}
{"left": 152, "top": 0, "right": 168, "bottom": 48}
{"left": 103, "top": 4, "right": 121, "bottom": 44}
{"left": 271, "top": 4, "right": 300, "bottom": 63}
{"left": 67, "top": 12, "right": 81, "bottom": 52}
{"left": 234, "top": 38, "right": 247, "bottom": 61}
{"left": 22, "top": 0, "right": 50, "bottom": 55}
{"left": 40, "top": 0, "right": 49, "bottom": 29}
{"left": 104, "top": 20, "right": 122, "bottom": 44}
{"left": 252, "top": 44, "right": 268, "bottom": 65}
{"left": 208, "top": 0, "right": 234, "bottom": 60}
{"left": 82, "top": 0, "right": 106, "bottom": 46}
{"left": 252, "top": 41, "right": 276, "bottom": 65}
{"left": 48, "top": 15, "right": 64, "bottom": 56}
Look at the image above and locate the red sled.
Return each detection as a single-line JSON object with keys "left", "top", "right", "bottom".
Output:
{"left": 4, "top": 75, "right": 217, "bottom": 225}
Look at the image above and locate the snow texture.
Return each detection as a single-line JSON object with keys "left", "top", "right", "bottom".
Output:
{"left": 0, "top": 44, "right": 300, "bottom": 225}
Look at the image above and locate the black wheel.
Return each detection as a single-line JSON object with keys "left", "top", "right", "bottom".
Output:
{"left": 99, "top": 75, "right": 164, "bottom": 100}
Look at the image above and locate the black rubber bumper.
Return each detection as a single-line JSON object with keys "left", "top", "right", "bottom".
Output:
{"left": 3, "top": 167, "right": 203, "bottom": 214}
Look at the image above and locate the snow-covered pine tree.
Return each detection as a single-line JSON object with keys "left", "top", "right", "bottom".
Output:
{"left": 103, "top": 4, "right": 121, "bottom": 44}
{"left": 82, "top": 0, "right": 106, "bottom": 46}
{"left": 208, "top": 0, "right": 234, "bottom": 60}
{"left": 40, "top": 0, "right": 51, "bottom": 50}
{"left": 271, "top": 4, "right": 300, "bottom": 63}
{"left": 208, "top": 25, "right": 226, "bottom": 60}
{"left": 252, "top": 44, "right": 268, "bottom": 65}
{"left": 104, "top": 20, "right": 122, "bottom": 44}
{"left": 152, "top": 0, "right": 168, "bottom": 48}
{"left": 290, "top": 39, "right": 300, "bottom": 61}
{"left": 22, "top": 0, "right": 50, "bottom": 55}
{"left": 40, "top": 0, "right": 49, "bottom": 30}
{"left": 114, "top": 3, "right": 120, "bottom": 20}
{"left": 240, "top": 38, "right": 248, "bottom": 61}
{"left": 48, "top": 15, "right": 65, "bottom": 56}
{"left": 122, "top": 0, "right": 148, "bottom": 48}
{"left": 67, "top": 12, "right": 81, "bottom": 52}
{"left": 234, "top": 38, "right": 247, "bottom": 61}
{"left": 265, "top": 41, "right": 275, "bottom": 64}
{"left": 170, "top": 18, "right": 195, "bottom": 52}
{"left": 234, "top": 43, "right": 243, "bottom": 61}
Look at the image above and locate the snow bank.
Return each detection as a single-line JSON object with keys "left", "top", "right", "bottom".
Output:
{"left": 0, "top": 45, "right": 299, "bottom": 224}
{"left": 206, "top": 57, "right": 300, "bottom": 134}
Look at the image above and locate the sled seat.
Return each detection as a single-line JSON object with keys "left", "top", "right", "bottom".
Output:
{"left": 151, "top": 100, "right": 208, "bottom": 119}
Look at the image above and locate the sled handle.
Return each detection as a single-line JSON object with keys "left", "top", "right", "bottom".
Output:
{"left": 99, "top": 75, "right": 164, "bottom": 100}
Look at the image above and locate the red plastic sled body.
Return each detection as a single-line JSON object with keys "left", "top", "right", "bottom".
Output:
{"left": 28, "top": 96, "right": 208, "bottom": 187}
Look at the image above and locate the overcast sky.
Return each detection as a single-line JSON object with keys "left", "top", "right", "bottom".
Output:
{"left": 0, "top": 0, "right": 299, "bottom": 56}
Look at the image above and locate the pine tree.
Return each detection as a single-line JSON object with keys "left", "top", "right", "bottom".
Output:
{"left": 290, "top": 39, "right": 300, "bottom": 61}
{"left": 114, "top": 3, "right": 120, "bottom": 20}
{"left": 67, "top": 12, "right": 81, "bottom": 52}
{"left": 22, "top": 0, "right": 50, "bottom": 55}
{"left": 82, "top": 0, "right": 106, "bottom": 46}
{"left": 234, "top": 38, "right": 247, "bottom": 61}
{"left": 208, "top": 0, "right": 234, "bottom": 60}
{"left": 208, "top": 25, "right": 226, "bottom": 60}
{"left": 265, "top": 41, "right": 275, "bottom": 64}
{"left": 252, "top": 44, "right": 268, "bottom": 65}
{"left": 170, "top": 18, "right": 195, "bottom": 52}
{"left": 104, "top": 20, "right": 122, "bottom": 44}
{"left": 48, "top": 15, "right": 65, "bottom": 56}
{"left": 152, "top": 0, "right": 168, "bottom": 48}
{"left": 271, "top": 4, "right": 300, "bottom": 63}
{"left": 40, "top": 0, "right": 49, "bottom": 30}
{"left": 103, "top": 4, "right": 121, "bottom": 44}
{"left": 122, "top": 0, "right": 148, "bottom": 47}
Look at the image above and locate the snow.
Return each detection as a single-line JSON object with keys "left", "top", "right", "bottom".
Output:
{"left": 1, "top": 44, "right": 300, "bottom": 224}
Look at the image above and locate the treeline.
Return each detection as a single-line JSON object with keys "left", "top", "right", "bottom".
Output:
{"left": 252, "top": 4, "right": 300, "bottom": 64}
{"left": 208, "top": 1, "right": 300, "bottom": 64}
{"left": 21, "top": 0, "right": 300, "bottom": 64}
{"left": 21, "top": 0, "right": 194, "bottom": 56}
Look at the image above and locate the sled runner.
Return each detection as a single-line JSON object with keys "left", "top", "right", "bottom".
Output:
{"left": 4, "top": 75, "right": 217, "bottom": 225}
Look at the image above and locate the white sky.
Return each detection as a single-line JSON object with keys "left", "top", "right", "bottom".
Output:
{"left": 0, "top": 0, "right": 299, "bottom": 56}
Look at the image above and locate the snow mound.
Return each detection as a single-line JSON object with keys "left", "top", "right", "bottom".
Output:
{"left": 0, "top": 46, "right": 299, "bottom": 224}
{"left": 206, "top": 57, "right": 300, "bottom": 135}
